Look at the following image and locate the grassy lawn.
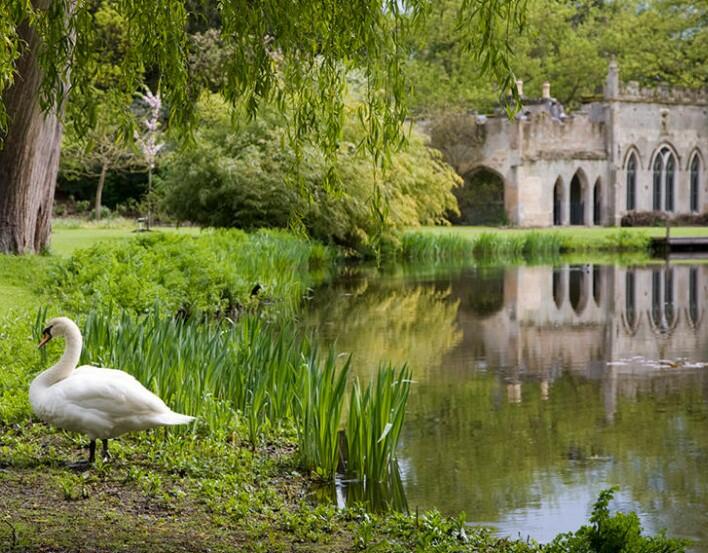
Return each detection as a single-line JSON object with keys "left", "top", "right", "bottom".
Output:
{"left": 51, "top": 224, "right": 201, "bottom": 257}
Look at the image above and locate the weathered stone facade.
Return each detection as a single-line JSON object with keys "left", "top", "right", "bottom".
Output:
{"left": 430, "top": 62, "right": 708, "bottom": 226}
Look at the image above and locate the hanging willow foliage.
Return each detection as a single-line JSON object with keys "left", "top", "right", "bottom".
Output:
{"left": 0, "top": 0, "right": 525, "bottom": 161}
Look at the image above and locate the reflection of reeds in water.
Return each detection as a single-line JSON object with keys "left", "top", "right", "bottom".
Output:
{"left": 310, "top": 460, "right": 409, "bottom": 513}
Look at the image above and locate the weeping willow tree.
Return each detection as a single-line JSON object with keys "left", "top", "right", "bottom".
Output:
{"left": 0, "top": 0, "right": 524, "bottom": 254}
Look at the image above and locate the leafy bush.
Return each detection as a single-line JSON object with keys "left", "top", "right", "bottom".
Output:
{"left": 671, "top": 212, "right": 708, "bottom": 226}
{"left": 46, "top": 230, "right": 332, "bottom": 317}
{"left": 546, "top": 488, "right": 688, "bottom": 553}
{"left": 621, "top": 211, "right": 669, "bottom": 227}
{"left": 621, "top": 211, "right": 708, "bottom": 228}
{"left": 160, "top": 95, "right": 461, "bottom": 254}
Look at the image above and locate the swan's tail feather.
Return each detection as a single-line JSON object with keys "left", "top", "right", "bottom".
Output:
{"left": 154, "top": 412, "right": 196, "bottom": 426}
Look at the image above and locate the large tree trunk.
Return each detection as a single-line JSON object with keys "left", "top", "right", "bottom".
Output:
{"left": 0, "top": 5, "right": 63, "bottom": 254}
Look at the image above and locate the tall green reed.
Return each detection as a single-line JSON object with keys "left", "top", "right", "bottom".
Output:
{"left": 401, "top": 231, "right": 564, "bottom": 263}
{"left": 345, "top": 365, "right": 412, "bottom": 483}
{"left": 298, "top": 351, "right": 350, "bottom": 478}
{"left": 401, "top": 229, "right": 652, "bottom": 263}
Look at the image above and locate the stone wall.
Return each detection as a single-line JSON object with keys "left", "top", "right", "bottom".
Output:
{"left": 613, "top": 101, "right": 707, "bottom": 222}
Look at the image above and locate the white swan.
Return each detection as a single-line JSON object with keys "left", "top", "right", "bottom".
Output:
{"left": 29, "top": 317, "right": 195, "bottom": 467}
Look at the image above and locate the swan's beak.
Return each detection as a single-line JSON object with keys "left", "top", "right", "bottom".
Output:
{"left": 37, "top": 333, "right": 52, "bottom": 349}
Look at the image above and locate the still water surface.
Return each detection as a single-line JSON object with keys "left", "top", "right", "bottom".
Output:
{"left": 304, "top": 261, "right": 708, "bottom": 550}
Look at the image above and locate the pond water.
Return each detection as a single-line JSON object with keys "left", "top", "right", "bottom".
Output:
{"left": 303, "top": 261, "right": 708, "bottom": 550}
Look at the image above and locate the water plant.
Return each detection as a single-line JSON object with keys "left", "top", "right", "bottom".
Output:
{"left": 546, "top": 487, "right": 688, "bottom": 552}
{"left": 298, "top": 351, "right": 350, "bottom": 478}
{"left": 345, "top": 364, "right": 412, "bottom": 484}
{"left": 400, "top": 228, "right": 658, "bottom": 263}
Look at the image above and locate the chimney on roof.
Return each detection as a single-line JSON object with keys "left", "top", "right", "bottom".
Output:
{"left": 542, "top": 81, "right": 551, "bottom": 99}
{"left": 516, "top": 80, "right": 524, "bottom": 97}
{"left": 605, "top": 57, "right": 619, "bottom": 98}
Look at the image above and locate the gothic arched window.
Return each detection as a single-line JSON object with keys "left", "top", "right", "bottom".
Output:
{"left": 653, "top": 155, "right": 662, "bottom": 210}
{"left": 665, "top": 155, "right": 675, "bottom": 211}
{"left": 626, "top": 154, "right": 637, "bottom": 210}
{"left": 652, "top": 147, "right": 677, "bottom": 212}
{"left": 690, "top": 155, "right": 700, "bottom": 212}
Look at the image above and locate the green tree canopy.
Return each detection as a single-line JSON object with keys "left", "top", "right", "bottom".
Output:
{"left": 160, "top": 94, "right": 461, "bottom": 254}
{"left": 0, "top": 0, "right": 524, "bottom": 254}
{"left": 405, "top": 0, "right": 707, "bottom": 114}
{"left": 1, "top": 0, "right": 525, "bottom": 155}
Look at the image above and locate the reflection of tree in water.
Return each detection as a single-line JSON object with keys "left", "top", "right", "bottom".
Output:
{"left": 305, "top": 278, "right": 463, "bottom": 381}
{"left": 454, "top": 267, "right": 505, "bottom": 318}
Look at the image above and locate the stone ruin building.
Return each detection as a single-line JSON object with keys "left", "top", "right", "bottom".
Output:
{"left": 430, "top": 61, "right": 707, "bottom": 226}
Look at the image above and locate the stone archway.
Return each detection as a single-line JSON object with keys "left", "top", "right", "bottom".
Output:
{"left": 593, "top": 178, "right": 601, "bottom": 225}
{"left": 452, "top": 167, "right": 507, "bottom": 225}
{"left": 570, "top": 174, "right": 585, "bottom": 225}
{"left": 553, "top": 177, "right": 563, "bottom": 226}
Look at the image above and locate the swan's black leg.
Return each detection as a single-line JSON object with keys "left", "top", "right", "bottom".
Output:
{"left": 88, "top": 439, "right": 96, "bottom": 463}
{"left": 102, "top": 439, "right": 110, "bottom": 461}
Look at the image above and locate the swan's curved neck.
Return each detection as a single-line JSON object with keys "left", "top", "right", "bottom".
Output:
{"left": 46, "top": 325, "right": 83, "bottom": 384}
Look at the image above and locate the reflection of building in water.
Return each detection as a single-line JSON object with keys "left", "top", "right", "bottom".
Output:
{"left": 446, "top": 264, "right": 707, "bottom": 411}
{"left": 615, "top": 265, "right": 706, "bottom": 357}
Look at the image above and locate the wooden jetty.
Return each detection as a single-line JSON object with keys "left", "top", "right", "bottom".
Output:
{"left": 650, "top": 236, "right": 708, "bottom": 255}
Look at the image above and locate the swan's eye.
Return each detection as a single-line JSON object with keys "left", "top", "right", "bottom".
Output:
{"left": 42, "top": 325, "right": 53, "bottom": 337}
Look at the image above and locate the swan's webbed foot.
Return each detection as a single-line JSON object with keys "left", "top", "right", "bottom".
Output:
{"left": 67, "top": 439, "right": 96, "bottom": 470}
{"left": 67, "top": 460, "right": 92, "bottom": 472}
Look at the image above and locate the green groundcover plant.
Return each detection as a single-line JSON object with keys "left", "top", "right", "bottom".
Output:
{"left": 45, "top": 229, "right": 331, "bottom": 317}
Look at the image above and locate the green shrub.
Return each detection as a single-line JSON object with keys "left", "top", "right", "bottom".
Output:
{"left": 160, "top": 95, "right": 461, "bottom": 254}
{"left": 46, "top": 229, "right": 333, "bottom": 317}
{"left": 546, "top": 488, "right": 688, "bottom": 553}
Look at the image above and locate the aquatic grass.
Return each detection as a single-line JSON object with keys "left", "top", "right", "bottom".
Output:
{"left": 402, "top": 230, "right": 563, "bottom": 263}
{"left": 78, "top": 308, "right": 310, "bottom": 442}
{"left": 401, "top": 228, "right": 654, "bottom": 263}
{"left": 345, "top": 364, "right": 412, "bottom": 483}
{"left": 400, "top": 232, "right": 471, "bottom": 261}
{"left": 298, "top": 351, "right": 351, "bottom": 478}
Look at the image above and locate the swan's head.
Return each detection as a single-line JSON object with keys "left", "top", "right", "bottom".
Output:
{"left": 38, "top": 317, "right": 79, "bottom": 349}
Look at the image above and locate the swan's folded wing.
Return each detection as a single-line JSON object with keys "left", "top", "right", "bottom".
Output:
{"left": 54, "top": 367, "right": 170, "bottom": 418}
